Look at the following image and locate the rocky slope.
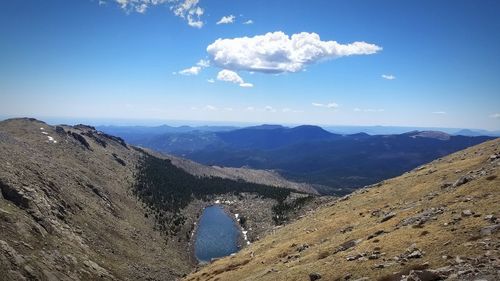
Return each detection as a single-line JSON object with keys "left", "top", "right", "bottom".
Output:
{"left": 185, "top": 138, "right": 500, "bottom": 281}
{"left": 0, "top": 118, "right": 321, "bottom": 281}
{"left": 0, "top": 118, "right": 191, "bottom": 280}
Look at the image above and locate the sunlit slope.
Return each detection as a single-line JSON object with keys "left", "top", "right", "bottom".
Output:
{"left": 185, "top": 139, "right": 500, "bottom": 281}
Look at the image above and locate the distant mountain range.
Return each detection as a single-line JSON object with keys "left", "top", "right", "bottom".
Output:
{"left": 99, "top": 124, "right": 495, "bottom": 195}
{"left": 96, "top": 124, "right": 500, "bottom": 138}
{"left": 323, "top": 125, "right": 500, "bottom": 136}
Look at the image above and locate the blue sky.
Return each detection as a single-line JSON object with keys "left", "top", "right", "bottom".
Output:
{"left": 1, "top": 0, "right": 499, "bottom": 130}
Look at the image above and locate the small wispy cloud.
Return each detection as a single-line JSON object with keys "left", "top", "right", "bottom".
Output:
{"left": 173, "top": 0, "right": 204, "bottom": 28}
{"left": 246, "top": 106, "right": 255, "bottom": 111}
{"left": 99, "top": 0, "right": 204, "bottom": 28}
{"left": 196, "top": 59, "right": 210, "bottom": 67}
{"left": 216, "top": 15, "right": 235, "bottom": 25}
{"left": 178, "top": 66, "right": 202, "bottom": 76}
{"left": 490, "top": 113, "right": 500, "bottom": 119}
{"left": 207, "top": 78, "right": 215, "bottom": 83}
{"left": 312, "top": 102, "right": 339, "bottom": 109}
{"left": 354, "top": 108, "right": 385, "bottom": 112}
{"left": 432, "top": 111, "right": 447, "bottom": 115}
{"left": 265, "top": 105, "right": 277, "bottom": 112}
{"left": 177, "top": 59, "right": 210, "bottom": 76}
{"left": 381, "top": 74, "right": 396, "bottom": 80}
{"left": 239, "top": 82, "right": 254, "bottom": 88}
{"left": 243, "top": 19, "right": 253, "bottom": 25}
{"left": 282, "top": 108, "right": 302, "bottom": 113}
{"left": 204, "top": 105, "right": 217, "bottom": 111}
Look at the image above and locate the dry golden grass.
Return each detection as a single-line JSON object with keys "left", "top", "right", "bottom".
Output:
{"left": 185, "top": 138, "right": 500, "bottom": 281}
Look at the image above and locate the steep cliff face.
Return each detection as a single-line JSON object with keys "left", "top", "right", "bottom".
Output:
{"left": 0, "top": 118, "right": 320, "bottom": 281}
{"left": 185, "top": 139, "right": 500, "bottom": 281}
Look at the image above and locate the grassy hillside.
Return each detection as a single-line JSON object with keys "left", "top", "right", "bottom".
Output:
{"left": 185, "top": 138, "right": 500, "bottom": 281}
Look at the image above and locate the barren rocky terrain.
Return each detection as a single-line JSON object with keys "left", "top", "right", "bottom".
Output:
{"left": 185, "top": 138, "right": 500, "bottom": 281}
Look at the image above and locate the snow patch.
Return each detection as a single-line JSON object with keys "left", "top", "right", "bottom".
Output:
{"left": 46, "top": 136, "right": 57, "bottom": 144}
{"left": 42, "top": 132, "right": 48, "bottom": 135}
{"left": 241, "top": 230, "right": 250, "bottom": 245}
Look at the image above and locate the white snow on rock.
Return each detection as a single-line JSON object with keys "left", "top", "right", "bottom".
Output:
{"left": 46, "top": 136, "right": 57, "bottom": 143}
{"left": 241, "top": 230, "right": 250, "bottom": 245}
{"left": 42, "top": 132, "right": 48, "bottom": 135}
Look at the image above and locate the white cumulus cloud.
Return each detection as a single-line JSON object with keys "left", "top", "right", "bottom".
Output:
{"left": 243, "top": 19, "right": 253, "bottom": 25}
{"left": 216, "top": 15, "right": 235, "bottom": 25}
{"left": 207, "top": 31, "right": 381, "bottom": 74}
{"left": 217, "top": 69, "right": 253, "bottom": 88}
{"left": 312, "top": 102, "right": 339, "bottom": 109}
{"left": 217, "top": 69, "right": 243, "bottom": 83}
{"left": 381, "top": 74, "right": 396, "bottom": 80}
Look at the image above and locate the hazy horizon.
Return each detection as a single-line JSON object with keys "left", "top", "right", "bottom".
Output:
{"left": 2, "top": 115, "right": 499, "bottom": 136}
